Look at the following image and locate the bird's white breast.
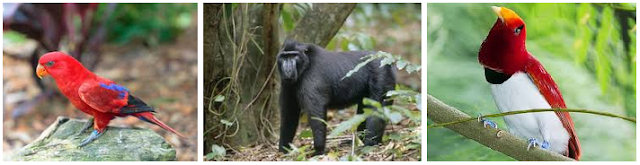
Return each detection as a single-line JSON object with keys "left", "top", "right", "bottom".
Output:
{"left": 489, "top": 72, "right": 569, "bottom": 154}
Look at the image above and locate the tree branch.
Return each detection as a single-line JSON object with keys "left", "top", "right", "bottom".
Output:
{"left": 426, "top": 94, "right": 574, "bottom": 161}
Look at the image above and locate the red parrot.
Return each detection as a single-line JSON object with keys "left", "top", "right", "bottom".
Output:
{"left": 36, "top": 52, "right": 185, "bottom": 147}
{"left": 478, "top": 6, "right": 581, "bottom": 160}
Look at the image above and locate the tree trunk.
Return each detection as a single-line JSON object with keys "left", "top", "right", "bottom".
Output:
{"left": 289, "top": 3, "right": 356, "bottom": 46}
{"left": 203, "top": 3, "right": 281, "bottom": 153}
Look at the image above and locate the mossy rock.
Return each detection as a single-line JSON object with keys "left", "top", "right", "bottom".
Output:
{"left": 10, "top": 116, "right": 176, "bottom": 161}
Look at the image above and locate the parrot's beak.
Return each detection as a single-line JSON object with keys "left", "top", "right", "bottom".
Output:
{"left": 491, "top": 6, "right": 522, "bottom": 27}
{"left": 36, "top": 64, "right": 49, "bottom": 79}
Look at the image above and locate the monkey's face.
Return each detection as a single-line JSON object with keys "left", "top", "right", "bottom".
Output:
{"left": 277, "top": 45, "right": 310, "bottom": 83}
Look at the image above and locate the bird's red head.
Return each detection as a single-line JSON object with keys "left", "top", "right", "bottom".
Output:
{"left": 36, "top": 52, "right": 91, "bottom": 80}
{"left": 479, "top": 6, "right": 529, "bottom": 75}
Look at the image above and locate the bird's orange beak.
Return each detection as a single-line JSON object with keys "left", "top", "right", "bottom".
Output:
{"left": 36, "top": 64, "right": 49, "bottom": 79}
{"left": 491, "top": 6, "right": 522, "bottom": 26}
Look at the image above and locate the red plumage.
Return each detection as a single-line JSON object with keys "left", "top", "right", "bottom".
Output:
{"left": 524, "top": 56, "right": 581, "bottom": 159}
{"left": 479, "top": 6, "right": 580, "bottom": 160}
{"left": 37, "top": 52, "right": 185, "bottom": 144}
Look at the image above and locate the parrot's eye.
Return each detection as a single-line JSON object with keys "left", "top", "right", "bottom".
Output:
{"left": 45, "top": 61, "right": 55, "bottom": 67}
{"left": 514, "top": 25, "right": 524, "bottom": 36}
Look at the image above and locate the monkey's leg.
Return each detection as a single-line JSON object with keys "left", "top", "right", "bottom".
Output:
{"left": 364, "top": 74, "right": 392, "bottom": 146}
{"left": 364, "top": 116, "right": 386, "bottom": 145}
{"left": 278, "top": 95, "right": 301, "bottom": 153}
{"left": 307, "top": 108, "right": 327, "bottom": 156}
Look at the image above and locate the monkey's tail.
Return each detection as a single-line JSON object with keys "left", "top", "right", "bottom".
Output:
{"left": 135, "top": 112, "right": 187, "bottom": 138}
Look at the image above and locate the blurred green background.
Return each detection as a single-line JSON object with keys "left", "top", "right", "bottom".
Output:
{"left": 4, "top": 3, "right": 196, "bottom": 47}
{"left": 100, "top": 3, "right": 195, "bottom": 45}
{"left": 427, "top": 3, "right": 636, "bottom": 161}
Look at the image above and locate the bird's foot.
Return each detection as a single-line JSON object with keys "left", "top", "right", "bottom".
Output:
{"left": 75, "top": 118, "right": 94, "bottom": 136}
{"left": 78, "top": 130, "right": 104, "bottom": 147}
{"left": 541, "top": 140, "right": 550, "bottom": 149}
{"left": 527, "top": 138, "right": 538, "bottom": 151}
{"left": 527, "top": 138, "right": 550, "bottom": 150}
{"left": 477, "top": 113, "right": 497, "bottom": 129}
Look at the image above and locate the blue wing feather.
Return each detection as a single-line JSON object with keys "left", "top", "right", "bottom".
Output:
{"left": 99, "top": 83, "right": 129, "bottom": 99}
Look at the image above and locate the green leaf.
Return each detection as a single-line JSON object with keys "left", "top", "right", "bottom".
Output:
{"left": 205, "top": 152, "right": 215, "bottom": 160}
{"left": 380, "top": 55, "right": 395, "bottom": 67}
{"left": 341, "top": 57, "right": 375, "bottom": 80}
{"left": 311, "top": 117, "right": 329, "bottom": 126}
{"left": 385, "top": 89, "right": 415, "bottom": 97}
{"left": 385, "top": 111, "right": 403, "bottom": 124}
{"left": 207, "top": 144, "right": 226, "bottom": 160}
{"left": 392, "top": 105, "right": 420, "bottom": 123}
{"left": 396, "top": 60, "right": 408, "bottom": 70}
{"left": 214, "top": 95, "right": 225, "bottom": 102}
{"left": 299, "top": 129, "right": 313, "bottom": 138}
{"left": 406, "top": 142, "right": 421, "bottom": 150}
{"left": 405, "top": 65, "right": 421, "bottom": 74}
{"left": 329, "top": 114, "right": 368, "bottom": 136}
{"left": 362, "top": 98, "right": 382, "bottom": 109}
{"left": 220, "top": 119, "right": 233, "bottom": 126}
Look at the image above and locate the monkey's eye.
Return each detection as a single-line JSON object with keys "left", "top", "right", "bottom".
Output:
{"left": 304, "top": 48, "right": 310, "bottom": 54}
{"left": 45, "top": 61, "right": 55, "bottom": 67}
{"left": 514, "top": 25, "right": 524, "bottom": 36}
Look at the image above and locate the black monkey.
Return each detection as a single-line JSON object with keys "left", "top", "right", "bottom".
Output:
{"left": 277, "top": 39, "right": 396, "bottom": 155}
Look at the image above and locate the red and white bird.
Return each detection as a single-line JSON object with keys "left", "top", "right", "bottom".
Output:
{"left": 478, "top": 6, "right": 581, "bottom": 160}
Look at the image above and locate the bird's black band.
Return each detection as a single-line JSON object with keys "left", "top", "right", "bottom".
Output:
{"left": 484, "top": 67, "right": 510, "bottom": 84}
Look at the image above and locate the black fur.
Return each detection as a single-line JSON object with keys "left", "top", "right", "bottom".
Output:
{"left": 277, "top": 39, "right": 396, "bottom": 155}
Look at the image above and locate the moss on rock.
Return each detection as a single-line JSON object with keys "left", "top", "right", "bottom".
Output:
{"left": 10, "top": 116, "right": 176, "bottom": 161}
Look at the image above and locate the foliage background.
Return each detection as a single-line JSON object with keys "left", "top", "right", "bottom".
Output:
{"left": 427, "top": 3, "right": 636, "bottom": 161}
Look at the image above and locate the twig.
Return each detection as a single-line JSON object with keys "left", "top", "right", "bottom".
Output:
{"left": 428, "top": 107, "right": 635, "bottom": 129}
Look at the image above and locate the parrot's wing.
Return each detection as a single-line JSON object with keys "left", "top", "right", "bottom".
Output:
{"left": 78, "top": 81, "right": 130, "bottom": 114}
{"left": 525, "top": 55, "right": 581, "bottom": 160}
{"left": 119, "top": 94, "right": 156, "bottom": 114}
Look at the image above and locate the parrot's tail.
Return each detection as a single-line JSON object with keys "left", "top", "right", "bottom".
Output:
{"left": 135, "top": 112, "right": 186, "bottom": 138}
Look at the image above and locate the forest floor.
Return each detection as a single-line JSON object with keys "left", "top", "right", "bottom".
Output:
{"left": 213, "top": 108, "right": 421, "bottom": 161}
{"left": 3, "top": 21, "right": 198, "bottom": 160}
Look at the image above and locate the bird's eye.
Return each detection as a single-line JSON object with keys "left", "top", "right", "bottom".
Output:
{"left": 514, "top": 25, "right": 524, "bottom": 36}
{"left": 45, "top": 61, "right": 55, "bottom": 67}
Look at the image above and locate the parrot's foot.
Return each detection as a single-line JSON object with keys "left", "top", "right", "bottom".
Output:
{"left": 526, "top": 138, "right": 550, "bottom": 151}
{"left": 78, "top": 130, "right": 104, "bottom": 147}
{"left": 477, "top": 113, "right": 497, "bottom": 129}
{"left": 75, "top": 118, "right": 94, "bottom": 136}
